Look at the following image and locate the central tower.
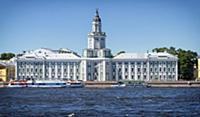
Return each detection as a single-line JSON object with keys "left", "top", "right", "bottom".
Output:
{"left": 88, "top": 9, "right": 106, "bottom": 49}
{"left": 83, "top": 9, "right": 111, "bottom": 58}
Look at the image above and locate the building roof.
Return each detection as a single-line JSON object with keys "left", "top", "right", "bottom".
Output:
{"left": 114, "top": 53, "right": 148, "bottom": 59}
{"left": 0, "top": 61, "right": 15, "bottom": 68}
{"left": 17, "top": 48, "right": 81, "bottom": 60}
{"left": 113, "top": 52, "right": 178, "bottom": 60}
{"left": 148, "top": 52, "right": 178, "bottom": 59}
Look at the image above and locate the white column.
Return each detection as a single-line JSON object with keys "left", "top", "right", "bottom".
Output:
{"left": 102, "top": 61, "right": 106, "bottom": 81}
{"left": 73, "top": 62, "right": 76, "bottom": 80}
{"left": 49, "top": 63, "right": 51, "bottom": 79}
{"left": 80, "top": 61, "right": 84, "bottom": 81}
{"left": 147, "top": 60, "right": 150, "bottom": 81}
{"left": 61, "top": 62, "right": 64, "bottom": 79}
{"left": 141, "top": 62, "right": 143, "bottom": 80}
{"left": 55, "top": 62, "right": 58, "bottom": 80}
{"left": 83, "top": 61, "right": 87, "bottom": 81}
{"left": 24, "top": 62, "right": 27, "bottom": 80}
{"left": 15, "top": 61, "right": 18, "bottom": 80}
{"left": 122, "top": 62, "right": 125, "bottom": 80}
{"left": 98, "top": 63, "right": 101, "bottom": 81}
{"left": 135, "top": 62, "right": 137, "bottom": 80}
{"left": 115, "top": 63, "right": 118, "bottom": 81}
{"left": 175, "top": 61, "right": 178, "bottom": 81}
{"left": 128, "top": 62, "right": 131, "bottom": 80}
{"left": 67, "top": 63, "right": 70, "bottom": 79}
{"left": 42, "top": 61, "right": 45, "bottom": 79}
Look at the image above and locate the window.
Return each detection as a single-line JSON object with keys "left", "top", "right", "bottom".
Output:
{"left": 125, "top": 75, "right": 128, "bottom": 79}
{"left": 144, "top": 75, "right": 147, "bottom": 79}
{"left": 131, "top": 68, "right": 134, "bottom": 72}
{"left": 138, "top": 75, "right": 140, "bottom": 80}
{"left": 40, "top": 69, "right": 42, "bottom": 73}
{"left": 137, "top": 68, "right": 140, "bottom": 72}
{"left": 125, "top": 68, "right": 128, "bottom": 72}
{"left": 150, "top": 68, "right": 153, "bottom": 72}
{"left": 112, "top": 76, "right": 115, "bottom": 80}
{"left": 119, "top": 75, "right": 122, "bottom": 80}
{"left": 143, "top": 68, "right": 146, "bottom": 72}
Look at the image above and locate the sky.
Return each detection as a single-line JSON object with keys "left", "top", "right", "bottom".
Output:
{"left": 0, "top": 0, "right": 199, "bottom": 55}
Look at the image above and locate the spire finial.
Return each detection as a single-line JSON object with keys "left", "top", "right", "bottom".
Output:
{"left": 96, "top": 8, "right": 99, "bottom": 16}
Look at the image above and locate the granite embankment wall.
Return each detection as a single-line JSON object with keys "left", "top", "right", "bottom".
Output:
{"left": 147, "top": 81, "right": 200, "bottom": 87}
{"left": 1, "top": 81, "right": 200, "bottom": 88}
{"left": 85, "top": 81, "right": 118, "bottom": 88}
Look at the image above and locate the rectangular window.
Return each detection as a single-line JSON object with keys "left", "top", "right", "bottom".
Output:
{"left": 150, "top": 68, "right": 153, "bottom": 72}
{"left": 131, "top": 68, "right": 134, "bottom": 72}
{"left": 144, "top": 75, "right": 147, "bottom": 79}
{"left": 125, "top": 68, "right": 128, "bottom": 72}
{"left": 137, "top": 68, "right": 140, "bottom": 72}
{"left": 138, "top": 75, "right": 140, "bottom": 80}
{"left": 143, "top": 68, "right": 146, "bottom": 72}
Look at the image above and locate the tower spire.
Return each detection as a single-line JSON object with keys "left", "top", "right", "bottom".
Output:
{"left": 93, "top": 9, "right": 101, "bottom": 22}
{"left": 96, "top": 8, "right": 99, "bottom": 17}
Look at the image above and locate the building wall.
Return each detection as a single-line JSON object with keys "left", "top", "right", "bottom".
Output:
{"left": 7, "top": 66, "right": 15, "bottom": 81}
{"left": 0, "top": 69, "right": 7, "bottom": 81}
{"left": 16, "top": 60, "right": 81, "bottom": 81}
{"left": 0, "top": 66, "right": 15, "bottom": 82}
{"left": 198, "top": 58, "right": 200, "bottom": 80}
{"left": 16, "top": 56, "right": 178, "bottom": 81}
{"left": 111, "top": 60, "right": 177, "bottom": 81}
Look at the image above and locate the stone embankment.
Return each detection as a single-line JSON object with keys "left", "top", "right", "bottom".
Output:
{"left": 85, "top": 81, "right": 118, "bottom": 88}
{"left": 0, "top": 82, "right": 8, "bottom": 88}
{"left": 1, "top": 81, "right": 200, "bottom": 88}
{"left": 146, "top": 81, "right": 200, "bottom": 87}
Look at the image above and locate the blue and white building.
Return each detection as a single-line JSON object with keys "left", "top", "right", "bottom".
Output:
{"left": 15, "top": 10, "right": 178, "bottom": 81}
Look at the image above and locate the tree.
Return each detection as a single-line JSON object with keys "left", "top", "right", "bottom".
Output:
{"left": 0, "top": 53, "right": 15, "bottom": 60}
{"left": 152, "top": 47, "right": 198, "bottom": 80}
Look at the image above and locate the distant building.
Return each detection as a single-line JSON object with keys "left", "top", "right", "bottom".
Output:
{"left": 198, "top": 57, "right": 200, "bottom": 80}
{"left": 0, "top": 62, "right": 15, "bottom": 82}
{"left": 15, "top": 10, "right": 178, "bottom": 81}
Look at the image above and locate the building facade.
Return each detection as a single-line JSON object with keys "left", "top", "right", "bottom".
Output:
{"left": 198, "top": 57, "right": 200, "bottom": 80}
{"left": 15, "top": 10, "right": 178, "bottom": 81}
{"left": 0, "top": 62, "right": 15, "bottom": 82}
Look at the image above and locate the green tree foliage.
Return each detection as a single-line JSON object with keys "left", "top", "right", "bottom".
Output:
{"left": 0, "top": 53, "right": 15, "bottom": 60}
{"left": 152, "top": 47, "right": 198, "bottom": 80}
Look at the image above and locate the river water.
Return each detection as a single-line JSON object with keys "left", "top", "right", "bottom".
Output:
{"left": 0, "top": 87, "right": 200, "bottom": 117}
